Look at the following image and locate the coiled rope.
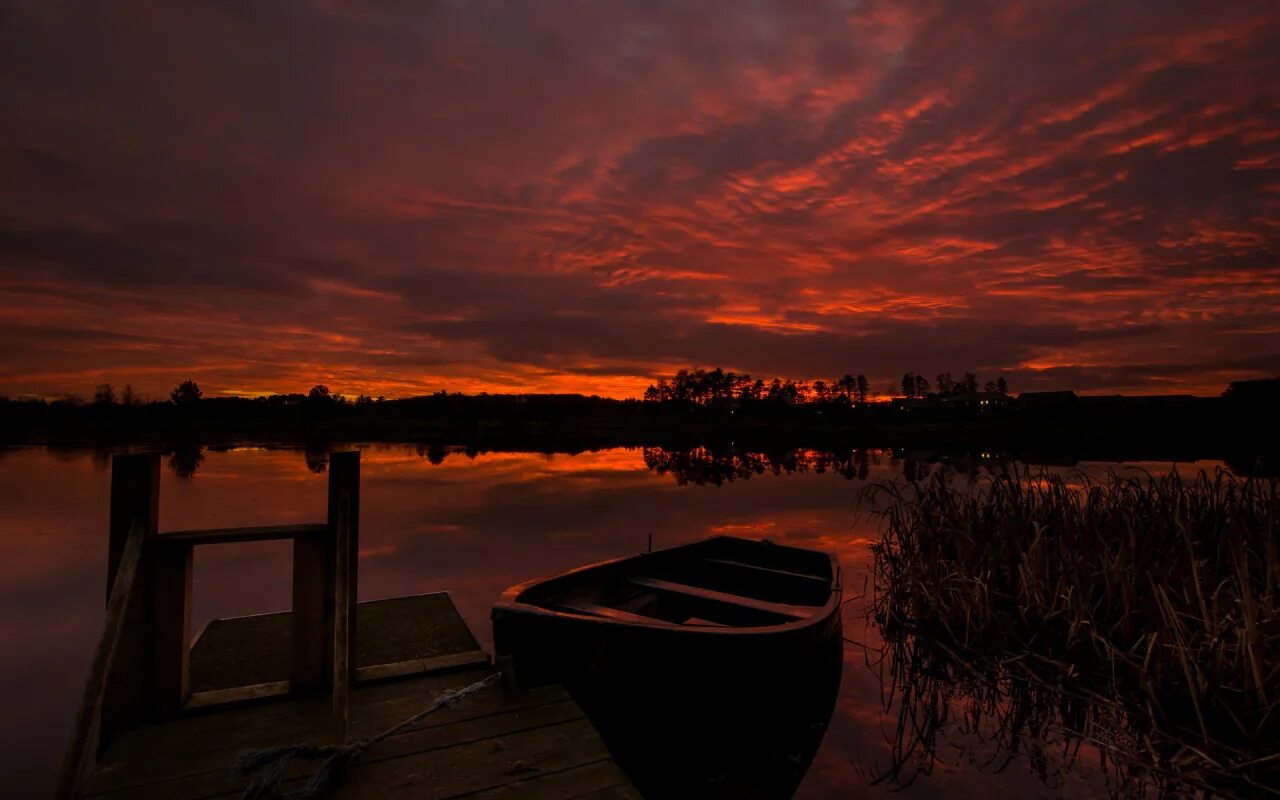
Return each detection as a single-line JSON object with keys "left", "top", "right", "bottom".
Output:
{"left": 235, "top": 672, "right": 501, "bottom": 800}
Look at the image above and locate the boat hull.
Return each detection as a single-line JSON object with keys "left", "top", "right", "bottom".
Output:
{"left": 491, "top": 536, "right": 844, "bottom": 798}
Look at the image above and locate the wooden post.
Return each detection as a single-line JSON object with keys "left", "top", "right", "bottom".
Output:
{"left": 102, "top": 454, "right": 160, "bottom": 736}
{"left": 328, "top": 451, "right": 360, "bottom": 684}
{"left": 107, "top": 454, "right": 160, "bottom": 603}
{"left": 149, "top": 541, "right": 192, "bottom": 715}
{"left": 332, "top": 493, "right": 351, "bottom": 743}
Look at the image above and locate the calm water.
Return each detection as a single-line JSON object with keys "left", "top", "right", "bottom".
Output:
{"left": 0, "top": 444, "right": 1215, "bottom": 798}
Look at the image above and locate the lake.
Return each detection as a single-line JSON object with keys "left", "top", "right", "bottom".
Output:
{"left": 0, "top": 444, "right": 1216, "bottom": 798}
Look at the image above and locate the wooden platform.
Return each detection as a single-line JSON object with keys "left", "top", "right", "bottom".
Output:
{"left": 77, "top": 595, "right": 639, "bottom": 799}
{"left": 62, "top": 454, "right": 636, "bottom": 799}
{"left": 189, "top": 593, "right": 488, "bottom": 696}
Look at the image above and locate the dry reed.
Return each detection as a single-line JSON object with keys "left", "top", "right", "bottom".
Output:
{"left": 867, "top": 467, "right": 1279, "bottom": 797}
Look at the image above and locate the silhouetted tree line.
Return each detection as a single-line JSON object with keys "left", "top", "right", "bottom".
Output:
{"left": 2, "top": 377, "right": 1277, "bottom": 463}
{"left": 643, "top": 368, "right": 873, "bottom": 406}
{"left": 897, "top": 371, "right": 1008, "bottom": 398}
{"left": 642, "top": 367, "right": 1013, "bottom": 404}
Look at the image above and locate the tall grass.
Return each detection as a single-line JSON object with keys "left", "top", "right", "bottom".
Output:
{"left": 868, "top": 468, "right": 1279, "bottom": 796}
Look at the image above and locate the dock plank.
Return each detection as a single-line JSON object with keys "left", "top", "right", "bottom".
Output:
{"left": 93, "top": 715, "right": 611, "bottom": 800}
{"left": 78, "top": 593, "right": 636, "bottom": 800}
{"left": 461, "top": 760, "right": 640, "bottom": 799}
{"left": 326, "top": 718, "right": 612, "bottom": 800}
{"left": 570, "top": 783, "right": 646, "bottom": 800}
{"left": 189, "top": 592, "right": 478, "bottom": 693}
{"left": 87, "top": 688, "right": 583, "bottom": 797}
{"left": 95, "top": 677, "right": 567, "bottom": 770}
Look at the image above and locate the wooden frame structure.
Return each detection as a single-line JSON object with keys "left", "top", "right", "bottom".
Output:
{"left": 56, "top": 450, "right": 361, "bottom": 799}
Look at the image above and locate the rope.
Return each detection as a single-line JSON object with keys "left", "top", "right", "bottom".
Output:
{"left": 234, "top": 672, "right": 501, "bottom": 800}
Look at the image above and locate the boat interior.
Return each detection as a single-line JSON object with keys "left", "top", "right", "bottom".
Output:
{"left": 523, "top": 537, "right": 838, "bottom": 629}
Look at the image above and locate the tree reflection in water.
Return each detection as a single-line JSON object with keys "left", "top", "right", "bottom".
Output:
{"left": 642, "top": 446, "right": 877, "bottom": 485}
{"left": 167, "top": 441, "right": 204, "bottom": 478}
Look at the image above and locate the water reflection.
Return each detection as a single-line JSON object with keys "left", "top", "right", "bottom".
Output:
{"left": 0, "top": 444, "right": 1236, "bottom": 799}
{"left": 868, "top": 621, "right": 1177, "bottom": 798}
{"left": 643, "top": 446, "right": 876, "bottom": 484}
{"left": 861, "top": 467, "right": 1279, "bottom": 799}
{"left": 303, "top": 442, "right": 329, "bottom": 474}
{"left": 167, "top": 441, "right": 204, "bottom": 478}
{"left": 151, "top": 442, "right": 988, "bottom": 486}
{"left": 148, "top": 440, "right": 1265, "bottom": 491}
{"left": 639, "top": 446, "right": 1040, "bottom": 487}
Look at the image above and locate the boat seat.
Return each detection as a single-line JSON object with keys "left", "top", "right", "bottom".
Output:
{"left": 557, "top": 600, "right": 663, "bottom": 625}
{"left": 682, "top": 617, "right": 729, "bottom": 627}
{"left": 703, "top": 557, "right": 830, "bottom": 585}
{"left": 557, "top": 600, "right": 728, "bottom": 628}
{"left": 629, "top": 577, "right": 811, "bottom": 620}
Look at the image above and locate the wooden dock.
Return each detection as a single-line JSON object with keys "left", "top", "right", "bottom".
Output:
{"left": 59, "top": 452, "right": 638, "bottom": 800}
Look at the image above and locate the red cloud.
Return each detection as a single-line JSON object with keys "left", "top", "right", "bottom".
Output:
{"left": 0, "top": 0, "right": 1277, "bottom": 399}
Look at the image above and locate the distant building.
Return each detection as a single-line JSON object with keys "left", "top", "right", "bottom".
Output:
{"left": 891, "top": 397, "right": 937, "bottom": 411}
{"left": 937, "top": 391, "right": 1011, "bottom": 410}
{"left": 1017, "top": 390, "right": 1078, "bottom": 409}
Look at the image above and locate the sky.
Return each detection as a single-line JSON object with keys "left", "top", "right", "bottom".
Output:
{"left": 1, "top": 0, "right": 1278, "bottom": 400}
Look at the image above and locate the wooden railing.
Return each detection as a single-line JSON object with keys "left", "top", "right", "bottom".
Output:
{"left": 55, "top": 520, "right": 146, "bottom": 800}
{"left": 55, "top": 451, "right": 361, "bottom": 799}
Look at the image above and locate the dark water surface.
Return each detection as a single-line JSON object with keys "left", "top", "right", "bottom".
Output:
{"left": 0, "top": 445, "right": 1216, "bottom": 798}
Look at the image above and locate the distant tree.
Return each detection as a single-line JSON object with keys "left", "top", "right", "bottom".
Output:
{"left": 170, "top": 379, "right": 202, "bottom": 407}
{"left": 963, "top": 372, "right": 979, "bottom": 393}
{"left": 308, "top": 384, "right": 332, "bottom": 401}
{"left": 855, "top": 374, "right": 869, "bottom": 404}
{"left": 120, "top": 384, "right": 137, "bottom": 406}
{"left": 936, "top": 372, "right": 954, "bottom": 396}
{"left": 996, "top": 377, "right": 1009, "bottom": 395}
{"left": 1222, "top": 377, "right": 1280, "bottom": 409}
{"left": 914, "top": 374, "right": 930, "bottom": 397}
{"left": 983, "top": 380, "right": 997, "bottom": 393}
{"left": 812, "top": 380, "right": 829, "bottom": 403}
{"left": 93, "top": 383, "right": 116, "bottom": 405}
{"left": 901, "top": 373, "right": 916, "bottom": 398}
{"left": 733, "top": 378, "right": 759, "bottom": 402}
{"left": 836, "top": 374, "right": 856, "bottom": 402}
{"left": 648, "top": 378, "right": 673, "bottom": 402}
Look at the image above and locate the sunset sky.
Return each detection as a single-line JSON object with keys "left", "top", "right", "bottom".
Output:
{"left": 2, "top": 1, "right": 1278, "bottom": 400}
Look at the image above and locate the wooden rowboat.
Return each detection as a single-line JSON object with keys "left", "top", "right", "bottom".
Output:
{"left": 492, "top": 535, "right": 841, "bottom": 688}
{"left": 491, "top": 535, "right": 843, "bottom": 798}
